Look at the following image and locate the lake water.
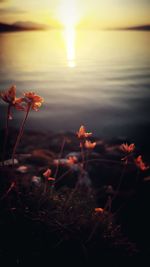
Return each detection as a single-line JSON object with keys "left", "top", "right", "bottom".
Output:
{"left": 0, "top": 30, "right": 150, "bottom": 147}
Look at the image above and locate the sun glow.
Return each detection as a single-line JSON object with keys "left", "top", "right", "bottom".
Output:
{"left": 58, "top": 0, "right": 78, "bottom": 28}
{"left": 58, "top": 0, "right": 79, "bottom": 68}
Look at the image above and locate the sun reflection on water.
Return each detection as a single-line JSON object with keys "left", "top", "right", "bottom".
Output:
{"left": 58, "top": 0, "right": 77, "bottom": 68}
{"left": 64, "top": 26, "right": 76, "bottom": 68}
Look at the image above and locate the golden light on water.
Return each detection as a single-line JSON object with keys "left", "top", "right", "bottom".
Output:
{"left": 58, "top": 0, "right": 78, "bottom": 68}
{"left": 64, "top": 26, "right": 76, "bottom": 68}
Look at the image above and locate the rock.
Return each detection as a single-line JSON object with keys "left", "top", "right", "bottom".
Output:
{"left": 16, "top": 165, "right": 29, "bottom": 173}
{"left": 26, "top": 149, "right": 55, "bottom": 166}
{"left": 0, "top": 158, "right": 18, "bottom": 166}
{"left": 31, "top": 176, "right": 41, "bottom": 186}
{"left": 65, "top": 152, "right": 81, "bottom": 159}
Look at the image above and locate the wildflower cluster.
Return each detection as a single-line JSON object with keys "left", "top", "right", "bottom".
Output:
{"left": 0, "top": 85, "right": 44, "bottom": 164}
{"left": 120, "top": 143, "right": 149, "bottom": 171}
{"left": 1, "top": 86, "right": 43, "bottom": 115}
{"left": 77, "top": 125, "right": 96, "bottom": 150}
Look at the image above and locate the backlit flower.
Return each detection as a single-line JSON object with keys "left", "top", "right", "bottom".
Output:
{"left": 135, "top": 155, "right": 149, "bottom": 171}
{"left": 85, "top": 140, "right": 96, "bottom": 149}
{"left": 24, "top": 92, "right": 44, "bottom": 111}
{"left": 14, "top": 97, "right": 26, "bottom": 111}
{"left": 1, "top": 85, "right": 24, "bottom": 109}
{"left": 67, "top": 156, "right": 78, "bottom": 165}
{"left": 77, "top": 125, "right": 92, "bottom": 139}
{"left": 47, "top": 177, "right": 55, "bottom": 181}
{"left": 43, "top": 168, "right": 55, "bottom": 181}
{"left": 1, "top": 85, "right": 16, "bottom": 104}
{"left": 43, "top": 168, "right": 51, "bottom": 178}
{"left": 94, "top": 208, "right": 104, "bottom": 213}
{"left": 120, "top": 143, "right": 135, "bottom": 153}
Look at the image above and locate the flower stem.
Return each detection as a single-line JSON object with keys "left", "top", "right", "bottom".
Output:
{"left": 54, "top": 137, "right": 66, "bottom": 179}
{"left": 12, "top": 104, "right": 31, "bottom": 165}
{"left": 2, "top": 105, "right": 11, "bottom": 166}
{"left": 111, "top": 164, "right": 127, "bottom": 203}
{"left": 81, "top": 139, "right": 85, "bottom": 167}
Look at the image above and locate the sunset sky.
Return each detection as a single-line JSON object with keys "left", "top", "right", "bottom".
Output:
{"left": 0, "top": 0, "right": 150, "bottom": 29}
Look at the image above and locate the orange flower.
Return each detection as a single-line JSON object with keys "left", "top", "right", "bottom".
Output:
{"left": 43, "top": 168, "right": 52, "bottom": 178}
{"left": 94, "top": 208, "right": 104, "bottom": 213}
{"left": 135, "top": 155, "right": 149, "bottom": 171}
{"left": 14, "top": 97, "right": 26, "bottom": 111}
{"left": 120, "top": 143, "right": 135, "bottom": 153}
{"left": 67, "top": 156, "right": 78, "bottom": 165}
{"left": 1, "top": 85, "right": 24, "bottom": 109}
{"left": 47, "top": 177, "right": 55, "bottom": 181}
{"left": 84, "top": 140, "right": 96, "bottom": 149}
{"left": 77, "top": 125, "right": 92, "bottom": 139}
{"left": 1, "top": 85, "right": 16, "bottom": 104}
{"left": 43, "top": 168, "right": 55, "bottom": 181}
{"left": 24, "top": 92, "right": 44, "bottom": 111}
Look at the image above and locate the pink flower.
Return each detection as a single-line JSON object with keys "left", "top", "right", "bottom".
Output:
{"left": 43, "top": 168, "right": 52, "bottom": 177}
{"left": 43, "top": 169, "right": 55, "bottom": 181}
{"left": 47, "top": 177, "right": 55, "bottom": 181}
{"left": 120, "top": 143, "right": 135, "bottom": 153}
{"left": 135, "top": 155, "right": 149, "bottom": 171}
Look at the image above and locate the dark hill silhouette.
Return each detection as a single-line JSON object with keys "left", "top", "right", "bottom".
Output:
{"left": 110, "top": 25, "right": 150, "bottom": 31}
{"left": 0, "top": 21, "right": 47, "bottom": 32}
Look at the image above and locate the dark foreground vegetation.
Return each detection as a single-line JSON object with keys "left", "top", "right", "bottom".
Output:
{"left": 0, "top": 86, "right": 150, "bottom": 266}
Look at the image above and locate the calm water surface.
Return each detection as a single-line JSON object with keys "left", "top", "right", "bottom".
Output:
{"left": 0, "top": 30, "right": 150, "bottom": 146}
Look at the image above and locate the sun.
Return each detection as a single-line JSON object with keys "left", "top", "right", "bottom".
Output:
{"left": 58, "top": 0, "right": 78, "bottom": 29}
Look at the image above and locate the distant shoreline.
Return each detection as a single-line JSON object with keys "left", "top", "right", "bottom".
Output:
{"left": 0, "top": 22, "right": 47, "bottom": 32}
{"left": 0, "top": 22, "right": 150, "bottom": 32}
{"left": 107, "top": 25, "right": 150, "bottom": 31}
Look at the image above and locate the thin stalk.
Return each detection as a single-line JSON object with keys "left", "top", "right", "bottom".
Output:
{"left": 111, "top": 164, "right": 127, "bottom": 203}
{"left": 49, "top": 137, "right": 66, "bottom": 195}
{"left": 64, "top": 139, "right": 86, "bottom": 205}
{"left": 86, "top": 157, "right": 135, "bottom": 167}
{"left": 85, "top": 149, "right": 90, "bottom": 170}
{"left": 63, "top": 164, "right": 83, "bottom": 210}
{"left": 43, "top": 178, "right": 47, "bottom": 195}
{"left": 12, "top": 104, "right": 31, "bottom": 165}
{"left": 63, "top": 182, "right": 79, "bottom": 211}
{"left": 78, "top": 139, "right": 86, "bottom": 186}
{"left": 54, "top": 168, "right": 73, "bottom": 185}
{"left": 80, "top": 139, "right": 85, "bottom": 167}
{"left": 1, "top": 181, "right": 15, "bottom": 200}
{"left": 54, "top": 137, "right": 66, "bottom": 179}
{"left": 86, "top": 216, "right": 104, "bottom": 243}
{"left": 2, "top": 105, "right": 11, "bottom": 166}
